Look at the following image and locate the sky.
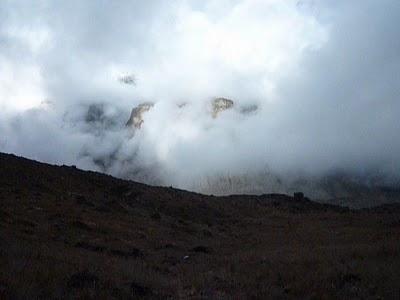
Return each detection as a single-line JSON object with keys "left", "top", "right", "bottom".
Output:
{"left": 0, "top": 0, "right": 400, "bottom": 195}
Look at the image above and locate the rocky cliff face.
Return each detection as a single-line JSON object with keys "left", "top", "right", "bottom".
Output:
{"left": 125, "top": 97, "right": 239, "bottom": 130}
{"left": 211, "top": 97, "right": 234, "bottom": 118}
{"left": 125, "top": 97, "right": 238, "bottom": 130}
{"left": 126, "top": 102, "right": 154, "bottom": 129}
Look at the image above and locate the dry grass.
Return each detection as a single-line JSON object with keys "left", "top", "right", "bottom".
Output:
{"left": 1, "top": 152, "right": 400, "bottom": 299}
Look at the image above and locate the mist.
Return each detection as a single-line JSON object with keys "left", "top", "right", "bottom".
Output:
{"left": 1, "top": 1, "right": 400, "bottom": 201}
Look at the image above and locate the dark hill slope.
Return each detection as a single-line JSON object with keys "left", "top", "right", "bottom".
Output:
{"left": 0, "top": 152, "right": 400, "bottom": 299}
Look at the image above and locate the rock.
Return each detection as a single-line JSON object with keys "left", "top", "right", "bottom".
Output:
{"left": 85, "top": 104, "right": 105, "bottom": 123}
{"left": 126, "top": 102, "right": 154, "bottom": 129}
{"left": 84, "top": 103, "right": 118, "bottom": 129}
{"left": 240, "top": 104, "right": 259, "bottom": 115}
{"left": 177, "top": 102, "right": 188, "bottom": 108}
{"left": 118, "top": 74, "right": 136, "bottom": 86}
{"left": 211, "top": 98, "right": 234, "bottom": 118}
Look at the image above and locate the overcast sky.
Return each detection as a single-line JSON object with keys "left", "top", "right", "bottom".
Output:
{"left": 1, "top": 0, "right": 399, "bottom": 192}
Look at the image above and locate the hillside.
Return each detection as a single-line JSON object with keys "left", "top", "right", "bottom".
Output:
{"left": 1, "top": 153, "right": 400, "bottom": 299}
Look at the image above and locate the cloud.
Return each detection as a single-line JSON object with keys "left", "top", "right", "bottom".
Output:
{"left": 0, "top": 0, "right": 399, "bottom": 198}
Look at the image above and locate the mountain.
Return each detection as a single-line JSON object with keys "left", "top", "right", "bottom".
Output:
{"left": 78, "top": 101, "right": 400, "bottom": 209}
{"left": 193, "top": 171, "right": 400, "bottom": 209}
{"left": 126, "top": 102, "right": 154, "bottom": 129}
{"left": 1, "top": 152, "right": 400, "bottom": 299}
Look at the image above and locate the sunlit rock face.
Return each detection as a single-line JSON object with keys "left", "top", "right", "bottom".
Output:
{"left": 125, "top": 97, "right": 257, "bottom": 130}
{"left": 211, "top": 97, "right": 234, "bottom": 118}
{"left": 126, "top": 102, "right": 154, "bottom": 129}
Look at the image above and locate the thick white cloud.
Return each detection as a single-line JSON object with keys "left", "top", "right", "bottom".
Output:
{"left": 0, "top": 0, "right": 399, "bottom": 197}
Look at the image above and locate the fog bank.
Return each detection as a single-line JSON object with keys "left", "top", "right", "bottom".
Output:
{"left": 1, "top": 1, "right": 400, "bottom": 202}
